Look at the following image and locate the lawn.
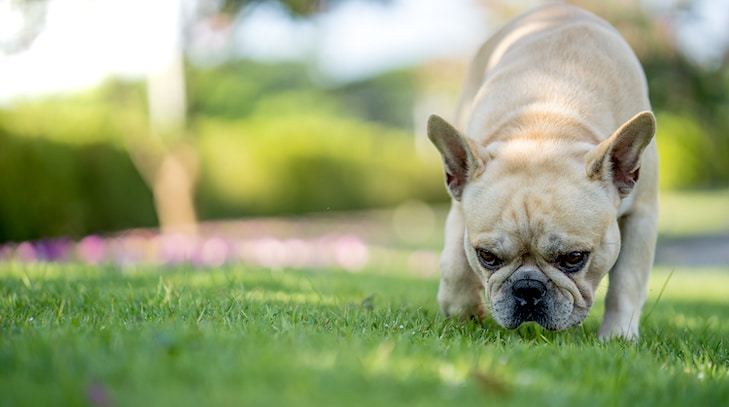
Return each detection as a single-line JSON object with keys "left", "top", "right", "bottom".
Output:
{"left": 1, "top": 261, "right": 727, "bottom": 407}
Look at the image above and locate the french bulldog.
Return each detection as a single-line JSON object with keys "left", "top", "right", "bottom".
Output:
{"left": 427, "top": 3, "right": 657, "bottom": 339}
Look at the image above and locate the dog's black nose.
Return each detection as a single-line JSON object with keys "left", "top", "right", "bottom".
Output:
{"left": 512, "top": 279, "right": 546, "bottom": 307}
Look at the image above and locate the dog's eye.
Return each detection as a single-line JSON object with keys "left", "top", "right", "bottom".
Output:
{"left": 476, "top": 248, "right": 503, "bottom": 270}
{"left": 556, "top": 251, "right": 589, "bottom": 273}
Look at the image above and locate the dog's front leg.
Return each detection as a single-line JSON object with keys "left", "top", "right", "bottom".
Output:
{"left": 437, "top": 201, "right": 487, "bottom": 320}
{"left": 598, "top": 200, "right": 658, "bottom": 340}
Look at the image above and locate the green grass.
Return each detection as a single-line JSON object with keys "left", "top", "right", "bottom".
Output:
{"left": 1, "top": 262, "right": 727, "bottom": 407}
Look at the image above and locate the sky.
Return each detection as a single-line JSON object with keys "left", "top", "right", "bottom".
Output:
{"left": 0, "top": 0, "right": 184, "bottom": 103}
{"left": 669, "top": 0, "right": 729, "bottom": 68}
{"left": 0, "top": 0, "right": 727, "bottom": 104}
{"left": 228, "top": 0, "right": 490, "bottom": 80}
{"left": 0, "top": 0, "right": 491, "bottom": 103}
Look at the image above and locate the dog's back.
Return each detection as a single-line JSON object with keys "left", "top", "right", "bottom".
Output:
{"left": 456, "top": 3, "right": 651, "bottom": 143}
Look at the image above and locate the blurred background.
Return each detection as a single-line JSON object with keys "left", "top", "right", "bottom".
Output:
{"left": 1, "top": 0, "right": 728, "bottom": 268}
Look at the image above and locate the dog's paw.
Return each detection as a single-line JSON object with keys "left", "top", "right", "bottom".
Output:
{"left": 440, "top": 298, "right": 488, "bottom": 321}
{"left": 437, "top": 279, "right": 488, "bottom": 321}
{"left": 598, "top": 311, "right": 640, "bottom": 341}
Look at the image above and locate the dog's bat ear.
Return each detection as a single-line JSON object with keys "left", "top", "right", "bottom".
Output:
{"left": 586, "top": 111, "right": 656, "bottom": 198}
{"left": 427, "top": 114, "right": 484, "bottom": 200}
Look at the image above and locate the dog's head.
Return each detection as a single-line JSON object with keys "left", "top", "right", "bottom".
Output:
{"left": 427, "top": 112, "right": 655, "bottom": 330}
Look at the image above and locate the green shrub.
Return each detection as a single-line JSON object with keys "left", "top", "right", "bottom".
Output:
{"left": 0, "top": 132, "right": 157, "bottom": 241}
{"left": 195, "top": 113, "right": 446, "bottom": 218}
{"left": 655, "top": 111, "right": 729, "bottom": 189}
{"left": 0, "top": 78, "right": 446, "bottom": 240}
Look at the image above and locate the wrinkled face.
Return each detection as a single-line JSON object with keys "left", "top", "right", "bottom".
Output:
{"left": 461, "top": 143, "right": 621, "bottom": 331}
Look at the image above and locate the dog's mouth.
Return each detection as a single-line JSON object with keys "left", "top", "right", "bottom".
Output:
{"left": 509, "top": 304, "right": 563, "bottom": 331}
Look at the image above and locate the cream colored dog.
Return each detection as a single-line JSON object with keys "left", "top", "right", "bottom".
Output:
{"left": 427, "top": 3, "right": 657, "bottom": 339}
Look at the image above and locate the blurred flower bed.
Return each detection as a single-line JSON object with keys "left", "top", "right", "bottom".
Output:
{"left": 0, "top": 207, "right": 444, "bottom": 277}
{"left": 1, "top": 232, "right": 369, "bottom": 271}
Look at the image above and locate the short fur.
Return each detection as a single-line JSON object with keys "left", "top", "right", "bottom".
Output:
{"left": 427, "top": 3, "right": 657, "bottom": 339}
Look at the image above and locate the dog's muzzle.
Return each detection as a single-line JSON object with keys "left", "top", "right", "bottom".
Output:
{"left": 491, "top": 271, "right": 576, "bottom": 331}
